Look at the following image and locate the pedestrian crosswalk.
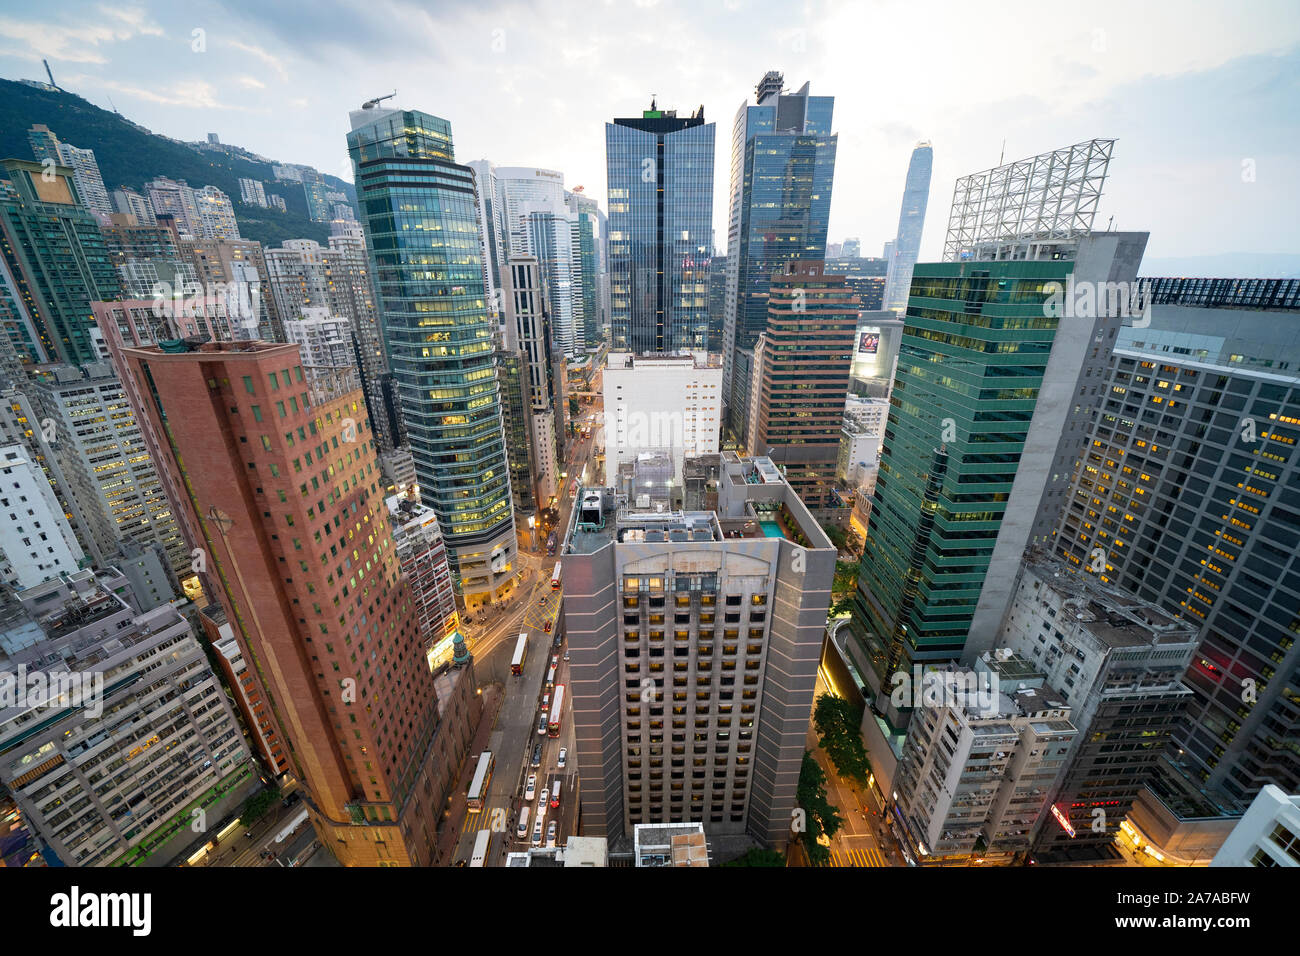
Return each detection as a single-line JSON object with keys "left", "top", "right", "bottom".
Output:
{"left": 823, "top": 846, "right": 888, "bottom": 867}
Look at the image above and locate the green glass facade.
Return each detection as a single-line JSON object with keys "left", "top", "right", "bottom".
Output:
{"left": 0, "top": 159, "right": 120, "bottom": 367}
{"left": 346, "top": 109, "right": 514, "bottom": 573}
{"left": 851, "top": 260, "right": 1071, "bottom": 677}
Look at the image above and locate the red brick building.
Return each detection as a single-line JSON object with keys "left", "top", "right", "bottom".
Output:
{"left": 117, "top": 340, "right": 458, "bottom": 865}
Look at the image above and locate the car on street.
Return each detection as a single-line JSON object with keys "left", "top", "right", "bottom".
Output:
{"left": 524, "top": 774, "right": 537, "bottom": 801}
{"left": 562, "top": 650, "right": 569, "bottom": 662}
{"left": 532, "top": 818, "right": 544, "bottom": 846}
{"left": 544, "top": 620, "right": 552, "bottom": 632}
{"left": 539, "top": 788, "right": 549, "bottom": 811}
{"left": 516, "top": 806, "right": 530, "bottom": 839}
{"left": 546, "top": 820, "right": 558, "bottom": 848}
{"left": 531, "top": 743, "right": 542, "bottom": 767}
{"left": 537, "top": 713, "right": 548, "bottom": 735}
{"left": 557, "top": 748, "right": 567, "bottom": 769}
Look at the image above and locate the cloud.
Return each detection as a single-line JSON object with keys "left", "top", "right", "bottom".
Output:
{"left": 0, "top": 5, "right": 161, "bottom": 63}
{"left": 237, "top": 74, "right": 266, "bottom": 89}
{"left": 226, "top": 38, "right": 289, "bottom": 82}
{"left": 86, "top": 75, "right": 266, "bottom": 112}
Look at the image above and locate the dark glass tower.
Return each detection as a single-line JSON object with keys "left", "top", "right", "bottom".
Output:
{"left": 346, "top": 105, "right": 516, "bottom": 607}
{"left": 606, "top": 102, "right": 714, "bottom": 354}
{"left": 720, "top": 73, "right": 838, "bottom": 443}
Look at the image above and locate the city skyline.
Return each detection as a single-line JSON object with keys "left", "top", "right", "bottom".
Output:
{"left": 0, "top": 1, "right": 1294, "bottom": 271}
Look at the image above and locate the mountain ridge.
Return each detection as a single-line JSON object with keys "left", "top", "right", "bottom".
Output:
{"left": 0, "top": 77, "right": 356, "bottom": 248}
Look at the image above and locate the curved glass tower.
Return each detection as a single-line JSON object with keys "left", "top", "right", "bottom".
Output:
{"left": 346, "top": 105, "right": 516, "bottom": 607}
{"left": 884, "top": 142, "right": 934, "bottom": 313}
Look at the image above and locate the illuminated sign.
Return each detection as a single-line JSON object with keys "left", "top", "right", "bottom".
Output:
{"left": 858, "top": 330, "right": 880, "bottom": 354}
{"left": 1050, "top": 803, "right": 1076, "bottom": 837}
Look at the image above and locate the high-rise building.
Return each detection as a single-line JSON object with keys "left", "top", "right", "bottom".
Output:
{"left": 303, "top": 181, "right": 334, "bottom": 222}
{"left": 116, "top": 339, "right": 463, "bottom": 865}
{"left": 1211, "top": 786, "right": 1300, "bottom": 867}
{"left": 602, "top": 351, "right": 723, "bottom": 489}
{"left": 893, "top": 654, "right": 1077, "bottom": 865}
{"left": 502, "top": 256, "right": 562, "bottom": 511}
{"left": 283, "top": 308, "right": 358, "bottom": 369}
{"left": 386, "top": 491, "right": 460, "bottom": 665}
{"left": 467, "top": 160, "right": 506, "bottom": 321}
{"left": 848, "top": 139, "right": 1147, "bottom": 708}
{"left": 824, "top": 256, "right": 888, "bottom": 311}
{"left": 144, "top": 177, "right": 203, "bottom": 238}
{"left": 606, "top": 101, "right": 714, "bottom": 354}
{"left": 997, "top": 556, "right": 1197, "bottom": 858}
{"left": 346, "top": 103, "right": 516, "bottom": 607}
{"left": 1051, "top": 277, "right": 1300, "bottom": 805}
{"left": 28, "top": 362, "right": 188, "bottom": 580}
{"left": 27, "top": 125, "right": 112, "bottom": 218}
{"left": 0, "top": 443, "right": 85, "bottom": 589}
{"left": 238, "top": 177, "right": 268, "bottom": 208}
{"left": 746, "top": 262, "right": 857, "bottom": 509}
{"left": 111, "top": 187, "right": 157, "bottom": 225}
{"left": 0, "top": 569, "right": 253, "bottom": 866}
{"left": 179, "top": 236, "right": 280, "bottom": 341}
{"left": 721, "top": 72, "right": 837, "bottom": 435}
{"left": 0, "top": 159, "right": 120, "bottom": 367}
{"left": 566, "top": 188, "right": 602, "bottom": 351}
{"left": 194, "top": 185, "right": 241, "bottom": 241}
{"left": 561, "top": 455, "right": 835, "bottom": 847}
{"left": 842, "top": 238, "right": 861, "bottom": 258}
{"left": 883, "top": 141, "right": 933, "bottom": 313}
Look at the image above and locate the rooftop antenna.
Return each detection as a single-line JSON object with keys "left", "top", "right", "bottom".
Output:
{"left": 361, "top": 90, "right": 397, "bottom": 110}
{"left": 1106, "top": 215, "right": 1115, "bottom": 231}
{"left": 999, "top": 139, "right": 1005, "bottom": 166}
{"left": 650, "top": 94, "right": 657, "bottom": 111}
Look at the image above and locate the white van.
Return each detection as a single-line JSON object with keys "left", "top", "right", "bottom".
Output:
{"left": 531, "top": 817, "right": 544, "bottom": 846}
{"left": 516, "top": 806, "right": 530, "bottom": 840}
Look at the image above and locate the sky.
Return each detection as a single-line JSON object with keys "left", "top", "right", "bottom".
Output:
{"left": 1, "top": 0, "right": 1298, "bottom": 267}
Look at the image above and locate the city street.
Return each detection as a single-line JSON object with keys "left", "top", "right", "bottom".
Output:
{"left": 805, "top": 670, "right": 902, "bottom": 868}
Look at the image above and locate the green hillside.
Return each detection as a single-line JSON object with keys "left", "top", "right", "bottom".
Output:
{"left": 0, "top": 77, "right": 356, "bottom": 248}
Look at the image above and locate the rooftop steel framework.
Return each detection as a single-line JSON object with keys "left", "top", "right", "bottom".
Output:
{"left": 943, "top": 138, "right": 1114, "bottom": 261}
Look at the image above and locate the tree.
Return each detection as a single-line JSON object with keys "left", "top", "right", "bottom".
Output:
{"left": 821, "top": 522, "right": 848, "bottom": 552}
{"left": 238, "top": 785, "right": 281, "bottom": 827}
{"left": 569, "top": 396, "right": 580, "bottom": 418}
{"left": 796, "top": 751, "right": 843, "bottom": 866}
{"left": 814, "top": 693, "right": 873, "bottom": 789}
{"left": 832, "top": 559, "right": 860, "bottom": 601}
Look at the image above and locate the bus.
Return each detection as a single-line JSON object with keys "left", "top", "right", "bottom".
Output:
{"left": 547, "top": 685, "right": 565, "bottom": 737}
{"left": 466, "top": 751, "right": 494, "bottom": 812}
{"left": 551, "top": 563, "right": 562, "bottom": 591}
{"left": 510, "top": 633, "right": 528, "bottom": 676}
{"left": 469, "top": 829, "right": 492, "bottom": 867}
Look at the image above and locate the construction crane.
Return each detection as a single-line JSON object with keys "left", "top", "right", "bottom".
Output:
{"left": 360, "top": 91, "right": 397, "bottom": 110}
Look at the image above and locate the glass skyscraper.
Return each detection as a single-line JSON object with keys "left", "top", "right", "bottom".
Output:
{"left": 720, "top": 73, "right": 837, "bottom": 443}
{"left": 606, "top": 102, "right": 714, "bottom": 354}
{"left": 883, "top": 142, "right": 933, "bottom": 313}
{"left": 346, "top": 105, "right": 516, "bottom": 607}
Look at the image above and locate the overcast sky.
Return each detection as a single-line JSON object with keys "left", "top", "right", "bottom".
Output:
{"left": 2, "top": 0, "right": 1298, "bottom": 264}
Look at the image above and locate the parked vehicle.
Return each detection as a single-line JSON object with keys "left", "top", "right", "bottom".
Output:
{"left": 516, "top": 806, "right": 530, "bottom": 839}
{"left": 524, "top": 773, "right": 537, "bottom": 801}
